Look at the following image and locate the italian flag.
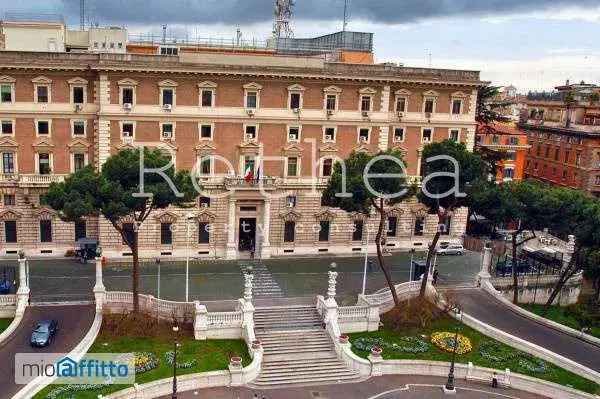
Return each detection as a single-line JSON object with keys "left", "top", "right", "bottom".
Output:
{"left": 244, "top": 165, "right": 254, "bottom": 182}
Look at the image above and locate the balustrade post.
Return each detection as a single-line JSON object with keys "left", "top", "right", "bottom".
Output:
{"left": 93, "top": 252, "right": 106, "bottom": 311}
{"left": 323, "top": 263, "right": 340, "bottom": 337}
{"left": 16, "top": 253, "right": 29, "bottom": 316}
{"left": 194, "top": 301, "right": 208, "bottom": 340}
{"left": 477, "top": 244, "right": 492, "bottom": 287}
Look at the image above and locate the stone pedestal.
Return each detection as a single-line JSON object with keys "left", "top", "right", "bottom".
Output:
{"left": 226, "top": 199, "right": 237, "bottom": 260}
{"left": 16, "top": 257, "right": 29, "bottom": 315}
{"left": 93, "top": 257, "right": 106, "bottom": 311}
{"left": 193, "top": 302, "right": 208, "bottom": 340}
{"left": 368, "top": 353, "right": 383, "bottom": 376}
{"left": 228, "top": 361, "right": 243, "bottom": 386}
{"left": 477, "top": 245, "right": 492, "bottom": 287}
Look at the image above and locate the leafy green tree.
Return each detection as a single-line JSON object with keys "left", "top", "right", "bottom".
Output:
{"left": 476, "top": 85, "right": 511, "bottom": 128}
{"left": 44, "top": 148, "right": 197, "bottom": 312}
{"left": 417, "top": 140, "right": 486, "bottom": 297}
{"left": 322, "top": 150, "right": 414, "bottom": 307}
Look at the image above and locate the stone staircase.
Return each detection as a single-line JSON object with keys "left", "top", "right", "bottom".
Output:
{"left": 241, "top": 262, "right": 284, "bottom": 298}
{"left": 250, "top": 306, "right": 361, "bottom": 388}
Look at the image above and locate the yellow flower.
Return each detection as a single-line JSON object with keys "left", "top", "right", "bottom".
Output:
{"left": 431, "top": 332, "right": 472, "bottom": 355}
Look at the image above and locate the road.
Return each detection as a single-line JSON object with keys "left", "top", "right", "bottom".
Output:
{"left": 0, "top": 305, "right": 95, "bottom": 399}
{"left": 448, "top": 288, "right": 600, "bottom": 373}
{"left": 159, "top": 375, "right": 548, "bottom": 399}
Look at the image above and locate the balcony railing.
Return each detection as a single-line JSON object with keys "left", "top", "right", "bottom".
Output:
{"left": 0, "top": 174, "right": 66, "bottom": 185}
{"left": 223, "top": 176, "right": 278, "bottom": 189}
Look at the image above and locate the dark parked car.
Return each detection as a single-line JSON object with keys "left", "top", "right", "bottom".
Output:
{"left": 30, "top": 320, "right": 58, "bottom": 347}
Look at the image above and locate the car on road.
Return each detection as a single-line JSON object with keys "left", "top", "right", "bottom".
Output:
{"left": 436, "top": 244, "right": 464, "bottom": 256}
{"left": 30, "top": 320, "right": 58, "bottom": 347}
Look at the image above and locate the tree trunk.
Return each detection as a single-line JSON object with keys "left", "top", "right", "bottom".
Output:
{"left": 511, "top": 232, "right": 519, "bottom": 304}
{"left": 132, "top": 231, "right": 140, "bottom": 313}
{"left": 419, "top": 228, "right": 441, "bottom": 298}
{"left": 375, "top": 208, "right": 400, "bottom": 307}
{"left": 593, "top": 277, "right": 600, "bottom": 304}
{"left": 545, "top": 258, "right": 578, "bottom": 309}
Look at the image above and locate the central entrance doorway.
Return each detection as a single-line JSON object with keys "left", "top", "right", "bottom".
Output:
{"left": 238, "top": 218, "right": 257, "bottom": 251}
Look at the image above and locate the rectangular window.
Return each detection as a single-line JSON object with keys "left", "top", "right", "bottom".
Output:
{"left": 199, "top": 196, "right": 211, "bottom": 207}
{"left": 505, "top": 151, "right": 516, "bottom": 161}
{"left": 73, "top": 153, "right": 85, "bottom": 172}
{"left": 200, "top": 124, "right": 213, "bottom": 139}
{"left": 72, "top": 86, "right": 85, "bottom": 104}
{"left": 37, "top": 86, "right": 49, "bottom": 103}
{"left": 394, "top": 128, "right": 405, "bottom": 142}
{"left": 449, "top": 129, "right": 459, "bottom": 142}
{"left": 287, "top": 157, "right": 298, "bottom": 177}
{"left": 246, "top": 92, "right": 257, "bottom": 108}
{"left": 576, "top": 152, "right": 582, "bottom": 166}
{"left": 40, "top": 220, "right": 52, "bottom": 243}
{"left": 396, "top": 97, "right": 406, "bottom": 112}
{"left": 198, "top": 222, "right": 210, "bottom": 244}
{"left": 424, "top": 99, "right": 434, "bottom": 113}
{"left": 73, "top": 121, "right": 85, "bottom": 136}
{"left": 200, "top": 157, "right": 211, "bottom": 175}
{"left": 360, "top": 96, "right": 371, "bottom": 112}
{"left": 290, "top": 93, "right": 301, "bottom": 109}
{"left": 38, "top": 153, "right": 50, "bottom": 175}
{"left": 244, "top": 156, "right": 255, "bottom": 175}
{"left": 324, "top": 127, "right": 336, "bottom": 141}
{"left": 162, "top": 89, "right": 173, "bottom": 106}
{"left": 286, "top": 195, "right": 297, "bottom": 207}
{"left": 1, "top": 120, "right": 13, "bottom": 135}
{"left": 441, "top": 216, "right": 451, "bottom": 236}
{"left": 4, "top": 194, "right": 16, "bottom": 206}
{"left": 414, "top": 217, "right": 425, "bottom": 236}
{"left": 122, "top": 123, "right": 134, "bottom": 138}
{"left": 565, "top": 150, "right": 570, "bottom": 163}
{"left": 554, "top": 148, "right": 560, "bottom": 161}
{"left": 504, "top": 168, "right": 515, "bottom": 179}
{"left": 326, "top": 94, "right": 337, "bottom": 111}
{"left": 595, "top": 176, "right": 600, "bottom": 185}
{"left": 284, "top": 221, "right": 296, "bottom": 243}
{"left": 359, "top": 128, "right": 370, "bottom": 142}
{"left": 201, "top": 90, "right": 214, "bottom": 107}
{"left": 492, "top": 135, "right": 499, "bottom": 144}
{"left": 509, "top": 137, "right": 519, "bottom": 145}
{"left": 353, "top": 221, "right": 364, "bottom": 241}
{"left": 161, "top": 123, "right": 174, "bottom": 139}
{"left": 75, "top": 220, "right": 86, "bottom": 241}
{"left": 387, "top": 216, "right": 398, "bottom": 237}
{"left": 1, "top": 84, "right": 12, "bottom": 103}
{"left": 451, "top": 99, "right": 462, "bottom": 114}
{"left": 245, "top": 125, "right": 257, "bottom": 140}
{"left": 37, "top": 121, "right": 49, "bottom": 135}
{"left": 288, "top": 126, "right": 300, "bottom": 141}
{"left": 2, "top": 153, "right": 14, "bottom": 174}
{"left": 422, "top": 129, "right": 432, "bottom": 143}
{"left": 160, "top": 223, "right": 173, "bottom": 245}
{"left": 4, "top": 220, "right": 17, "bottom": 243}
{"left": 322, "top": 158, "right": 333, "bottom": 177}
{"left": 319, "top": 220, "right": 330, "bottom": 242}
{"left": 122, "top": 87, "right": 134, "bottom": 105}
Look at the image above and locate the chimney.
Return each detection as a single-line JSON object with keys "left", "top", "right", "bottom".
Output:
{"left": 566, "top": 79, "right": 570, "bottom": 86}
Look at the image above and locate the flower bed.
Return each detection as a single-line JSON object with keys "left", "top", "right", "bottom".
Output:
{"left": 135, "top": 352, "right": 159, "bottom": 373}
{"left": 164, "top": 351, "right": 197, "bottom": 369}
{"left": 479, "top": 341, "right": 547, "bottom": 374}
{"left": 431, "top": 332, "right": 472, "bottom": 355}
{"left": 352, "top": 336, "right": 430, "bottom": 354}
{"left": 46, "top": 384, "right": 105, "bottom": 399}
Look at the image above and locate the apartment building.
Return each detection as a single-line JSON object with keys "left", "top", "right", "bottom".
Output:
{"left": 0, "top": 43, "right": 482, "bottom": 259}
{"left": 476, "top": 122, "right": 530, "bottom": 182}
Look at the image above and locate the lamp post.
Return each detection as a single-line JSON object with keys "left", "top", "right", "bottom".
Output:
{"left": 445, "top": 306, "right": 462, "bottom": 393}
{"left": 171, "top": 324, "right": 179, "bottom": 399}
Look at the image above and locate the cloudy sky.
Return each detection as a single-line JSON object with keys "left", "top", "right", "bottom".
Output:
{"left": 3, "top": 0, "right": 600, "bottom": 92}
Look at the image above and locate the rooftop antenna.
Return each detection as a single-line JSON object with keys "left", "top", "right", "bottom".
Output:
{"left": 80, "top": 0, "right": 85, "bottom": 30}
{"left": 343, "top": 0, "right": 349, "bottom": 31}
{"left": 162, "top": 24, "right": 167, "bottom": 44}
{"left": 236, "top": 28, "right": 242, "bottom": 46}
{"left": 273, "top": 0, "right": 294, "bottom": 39}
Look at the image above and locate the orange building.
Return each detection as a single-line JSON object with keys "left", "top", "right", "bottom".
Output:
{"left": 476, "top": 122, "right": 530, "bottom": 182}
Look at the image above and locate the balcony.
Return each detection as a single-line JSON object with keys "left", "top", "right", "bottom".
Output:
{"left": 223, "top": 176, "right": 278, "bottom": 190}
{"left": 0, "top": 174, "right": 66, "bottom": 186}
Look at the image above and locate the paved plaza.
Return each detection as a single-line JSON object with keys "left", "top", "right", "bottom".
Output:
{"left": 14, "top": 251, "right": 481, "bottom": 303}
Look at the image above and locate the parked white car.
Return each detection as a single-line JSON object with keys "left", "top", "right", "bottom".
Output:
{"left": 437, "top": 244, "right": 465, "bottom": 256}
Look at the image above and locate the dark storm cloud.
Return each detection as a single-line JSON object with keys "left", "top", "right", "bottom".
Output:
{"left": 13, "top": 0, "right": 600, "bottom": 25}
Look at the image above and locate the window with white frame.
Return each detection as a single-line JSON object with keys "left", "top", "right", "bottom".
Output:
{"left": 4, "top": 194, "right": 16, "bottom": 206}
{"left": 121, "top": 122, "right": 135, "bottom": 138}
{"left": 1, "top": 120, "right": 14, "bottom": 135}
{"left": 422, "top": 128, "right": 433, "bottom": 143}
{"left": 72, "top": 86, "right": 85, "bottom": 104}
{"left": 36, "top": 120, "right": 50, "bottom": 136}
{"left": 72, "top": 153, "right": 86, "bottom": 172}
{"left": 325, "top": 94, "right": 337, "bottom": 111}
{"left": 0, "top": 81, "right": 14, "bottom": 104}
{"left": 451, "top": 99, "right": 463, "bottom": 115}
{"left": 396, "top": 96, "right": 407, "bottom": 113}
{"left": 199, "top": 155, "right": 213, "bottom": 175}
{"left": 161, "top": 87, "right": 174, "bottom": 106}
{"left": 286, "top": 156, "right": 299, "bottom": 177}
{"left": 161, "top": 123, "right": 174, "bottom": 140}
{"left": 323, "top": 86, "right": 341, "bottom": 111}
{"left": 449, "top": 129, "right": 460, "bottom": 142}
{"left": 72, "top": 120, "right": 86, "bottom": 136}
{"left": 36, "top": 85, "right": 50, "bottom": 103}
{"left": 244, "top": 125, "right": 258, "bottom": 141}
{"left": 424, "top": 98, "right": 435, "bottom": 113}
{"left": 122, "top": 87, "right": 134, "bottom": 105}
{"left": 503, "top": 168, "right": 515, "bottom": 179}
{"left": 200, "top": 89, "right": 214, "bottom": 107}
{"left": 246, "top": 91, "right": 258, "bottom": 108}
{"left": 323, "top": 127, "right": 336, "bottom": 142}
{"left": 2, "top": 152, "right": 15, "bottom": 174}
{"left": 37, "top": 153, "right": 51, "bottom": 175}
{"left": 322, "top": 158, "right": 333, "bottom": 177}
{"left": 288, "top": 126, "right": 300, "bottom": 142}
{"left": 199, "top": 124, "right": 213, "bottom": 140}
{"left": 393, "top": 127, "right": 405, "bottom": 142}
{"left": 358, "top": 128, "right": 370, "bottom": 143}
{"left": 360, "top": 95, "right": 372, "bottom": 112}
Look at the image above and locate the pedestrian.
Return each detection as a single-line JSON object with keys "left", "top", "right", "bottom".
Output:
{"left": 432, "top": 269, "right": 439, "bottom": 286}
{"left": 492, "top": 372, "right": 498, "bottom": 388}
{"left": 367, "top": 259, "right": 374, "bottom": 272}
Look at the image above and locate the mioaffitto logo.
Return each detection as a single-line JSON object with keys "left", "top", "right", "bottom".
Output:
{"left": 15, "top": 353, "right": 135, "bottom": 385}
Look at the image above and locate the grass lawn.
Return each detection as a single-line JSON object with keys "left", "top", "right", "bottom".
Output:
{"left": 0, "top": 318, "right": 13, "bottom": 334}
{"left": 35, "top": 333, "right": 250, "bottom": 399}
{"left": 349, "top": 317, "right": 600, "bottom": 394}
{"left": 520, "top": 303, "right": 600, "bottom": 339}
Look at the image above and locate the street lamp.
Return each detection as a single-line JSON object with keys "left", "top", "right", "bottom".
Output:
{"left": 171, "top": 324, "right": 179, "bottom": 399}
{"left": 445, "top": 305, "right": 462, "bottom": 393}
{"left": 185, "top": 212, "right": 195, "bottom": 302}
